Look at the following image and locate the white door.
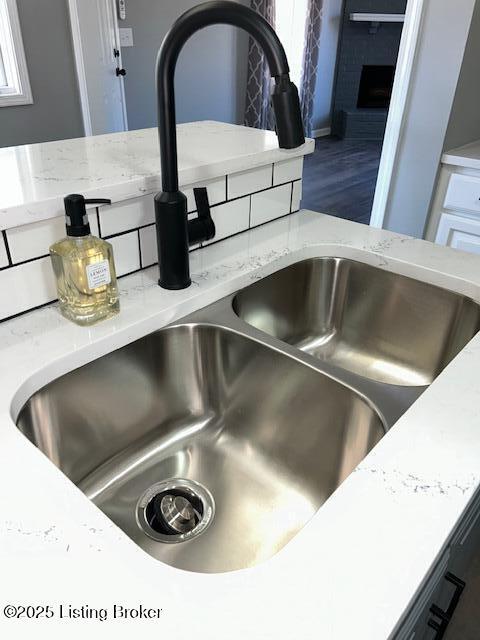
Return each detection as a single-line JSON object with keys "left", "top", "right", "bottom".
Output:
{"left": 69, "top": 0, "right": 128, "bottom": 136}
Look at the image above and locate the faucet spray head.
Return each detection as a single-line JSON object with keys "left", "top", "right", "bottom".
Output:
{"left": 272, "top": 75, "right": 306, "bottom": 149}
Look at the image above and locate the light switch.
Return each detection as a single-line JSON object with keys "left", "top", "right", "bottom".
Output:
{"left": 119, "top": 28, "right": 134, "bottom": 47}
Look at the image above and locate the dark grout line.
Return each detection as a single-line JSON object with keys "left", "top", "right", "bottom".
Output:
{"left": 1, "top": 298, "right": 57, "bottom": 324}
{"left": 1, "top": 253, "right": 50, "bottom": 269}
{"left": 137, "top": 229, "right": 143, "bottom": 268}
{"left": 103, "top": 227, "right": 145, "bottom": 241}
{"left": 96, "top": 207, "right": 102, "bottom": 237}
{"left": 117, "top": 266, "right": 144, "bottom": 279}
{"left": 1, "top": 230, "right": 13, "bottom": 267}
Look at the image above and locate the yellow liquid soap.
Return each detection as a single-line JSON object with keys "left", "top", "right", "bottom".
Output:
{"left": 50, "top": 235, "right": 119, "bottom": 326}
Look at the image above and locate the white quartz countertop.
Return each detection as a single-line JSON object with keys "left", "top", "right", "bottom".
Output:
{"left": 442, "top": 139, "right": 480, "bottom": 170}
{"left": 0, "top": 121, "right": 314, "bottom": 230}
{"left": 1, "top": 211, "right": 480, "bottom": 639}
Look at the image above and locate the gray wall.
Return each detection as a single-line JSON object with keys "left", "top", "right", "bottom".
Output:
{"left": 120, "top": 0, "right": 250, "bottom": 130}
{"left": 381, "top": 0, "right": 476, "bottom": 238}
{"left": 443, "top": 0, "right": 480, "bottom": 151}
{"left": 0, "top": 0, "right": 84, "bottom": 148}
{"left": 311, "top": 0, "right": 343, "bottom": 133}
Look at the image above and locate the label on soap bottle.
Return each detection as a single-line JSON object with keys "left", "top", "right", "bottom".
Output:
{"left": 86, "top": 260, "right": 111, "bottom": 289}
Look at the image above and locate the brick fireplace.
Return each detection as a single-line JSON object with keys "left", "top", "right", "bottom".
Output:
{"left": 331, "top": 0, "right": 407, "bottom": 140}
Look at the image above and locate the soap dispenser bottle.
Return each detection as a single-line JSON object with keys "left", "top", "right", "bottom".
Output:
{"left": 50, "top": 194, "right": 120, "bottom": 326}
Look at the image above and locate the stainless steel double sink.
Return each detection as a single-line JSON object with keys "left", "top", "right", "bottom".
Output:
{"left": 17, "top": 258, "right": 480, "bottom": 573}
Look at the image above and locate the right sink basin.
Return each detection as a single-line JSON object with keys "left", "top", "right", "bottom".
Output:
{"left": 233, "top": 257, "right": 480, "bottom": 386}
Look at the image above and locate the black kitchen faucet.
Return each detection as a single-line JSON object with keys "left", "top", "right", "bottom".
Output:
{"left": 155, "top": 0, "right": 305, "bottom": 289}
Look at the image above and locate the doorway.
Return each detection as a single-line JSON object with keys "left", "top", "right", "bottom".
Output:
{"left": 65, "top": 0, "right": 426, "bottom": 233}
{"left": 68, "top": 0, "right": 128, "bottom": 136}
{"left": 300, "top": 0, "right": 423, "bottom": 228}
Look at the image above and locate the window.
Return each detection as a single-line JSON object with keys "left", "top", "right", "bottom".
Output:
{"left": 275, "top": 0, "right": 309, "bottom": 88}
{"left": 0, "top": 0, "right": 32, "bottom": 106}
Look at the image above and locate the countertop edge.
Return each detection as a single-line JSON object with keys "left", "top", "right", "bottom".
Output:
{"left": 0, "top": 122, "right": 314, "bottom": 230}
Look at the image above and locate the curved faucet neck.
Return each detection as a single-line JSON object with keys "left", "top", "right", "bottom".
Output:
{"left": 154, "top": 1, "right": 305, "bottom": 291}
{"left": 156, "top": 0, "right": 298, "bottom": 192}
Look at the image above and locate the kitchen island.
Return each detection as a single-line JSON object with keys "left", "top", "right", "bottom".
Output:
{"left": 0, "top": 123, "right": 480, "bottom": 639}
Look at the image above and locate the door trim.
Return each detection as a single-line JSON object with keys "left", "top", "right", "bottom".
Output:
{"left": 68, "top": 0, "right": 93, "bottom": 136}
{"left": 369, "top": 0, "right": 426, "bottom": 229}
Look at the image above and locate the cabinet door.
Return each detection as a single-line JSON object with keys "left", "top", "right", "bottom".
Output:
{"left": 444, "top": 174, "right": 480, "bottom": 214}
{"left": 435, "top": 213, "right": 480, "bottom": 255}
{"left": 396, "top": 552, "right": 450, "bottom": 639}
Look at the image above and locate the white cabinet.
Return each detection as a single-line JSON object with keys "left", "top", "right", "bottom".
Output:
{"left": 426, "top": 140, "right": 480, "bottom": 254}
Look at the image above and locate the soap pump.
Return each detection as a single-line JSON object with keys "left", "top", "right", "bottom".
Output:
{"left": 49, "top": 194, "right": 120, "bottom": 326}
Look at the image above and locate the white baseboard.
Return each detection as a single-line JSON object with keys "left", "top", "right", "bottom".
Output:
{"left": 312, "top": 127, "right": 331, "bottom": 138}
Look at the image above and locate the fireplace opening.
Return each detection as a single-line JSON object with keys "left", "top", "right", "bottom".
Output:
{"left": 357, "top": 65, "right": 395, "bottom": 109}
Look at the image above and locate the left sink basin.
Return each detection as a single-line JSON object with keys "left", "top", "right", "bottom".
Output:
{"left": 17, "top": 323, "right": 384, "bottom": 573}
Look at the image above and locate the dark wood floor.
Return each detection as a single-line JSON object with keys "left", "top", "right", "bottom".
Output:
{"left": 301, "top": 136, "right": 383, "bottom": 225}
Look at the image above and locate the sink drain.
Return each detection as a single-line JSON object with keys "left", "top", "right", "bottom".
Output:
{"left": 136, "top": 479, "right": 215, "bottom": 543}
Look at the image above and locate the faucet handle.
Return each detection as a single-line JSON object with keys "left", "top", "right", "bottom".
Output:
{"left": 193, "top": 188, "right": 211, "bottom": 221}
{"left": 188, "top": 187, "right": 215, "bottom": 245}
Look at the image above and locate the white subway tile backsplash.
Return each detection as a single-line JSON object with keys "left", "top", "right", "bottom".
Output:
{"left": 108, "top": 232, "right": 140, "bottom": 276}
{"left": 183, "top": 177, "right": 226, "bottom": 213}
{"left": 100, "top": 196, "right": 154, "bottom": 237}
{"left": 204, "top": 197, "right": 250, "bottom": 245}
{"left": 0, "top": 234, "right": 8, "bottom": 268}
{"left": 292, "top": 180, "right": 302, "bottom": 212}
{"left": 273, "top": 157, "right": 303, "bottom": 185}
{"left": 0, "top": 158, "right": 306, "bottom": 322}
{"left": 139, "top": 225, "right": 157, "bottom": 268}
{"left": 228, "top": 165, "right": 272, "bottom": 200}
{"left": 139, "top": 214, "right": 199, "bottom": 269}
{"left": 98, "top": 183, "right": 226, "bottom": 236}
{"left": 6, "top": 213, "right": 99, "bottom": 264}
{"left": 250, "top": 183, "right": 292, "bottom": 227}
{"left": 0, "top": 257, "right": 57, "bottom": 320}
